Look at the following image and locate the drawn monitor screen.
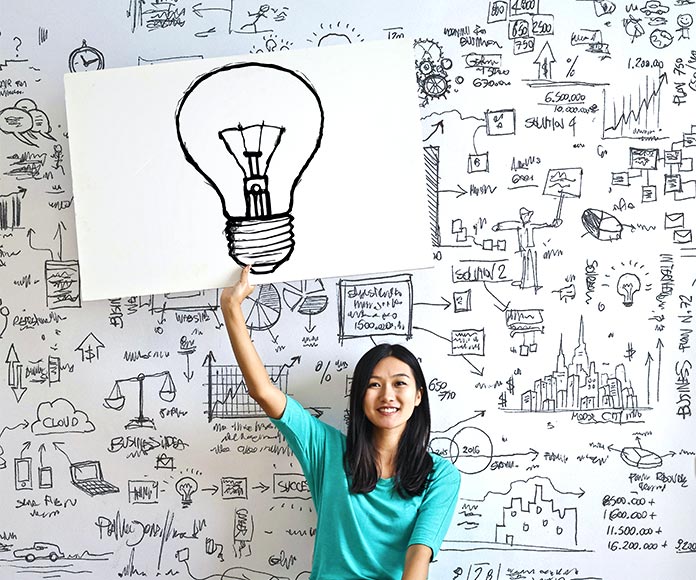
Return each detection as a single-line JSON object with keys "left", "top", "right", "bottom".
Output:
{"left": 72, "top": 462, "right": 100, "bottom": 481}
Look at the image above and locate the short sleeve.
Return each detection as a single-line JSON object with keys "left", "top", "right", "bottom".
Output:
{"left": 408, "top": 457, "right": 461, "bottom": 558}
{"left": 269, "top": 396, "right": 332, "bottom": 493}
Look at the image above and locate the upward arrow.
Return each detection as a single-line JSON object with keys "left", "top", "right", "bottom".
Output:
{"left": 423, "top": 120, "right": 445, "bottom": 142}
{"left": 534, "top": 42, "right": 556, "bottom": 80}
{"left": 53, "top": 222, "right": 67, "bottom": 261}
{"left": 656, "top": 338, "right": 663, "bottom": 402}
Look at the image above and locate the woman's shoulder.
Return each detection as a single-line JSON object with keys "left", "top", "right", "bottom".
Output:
{"left": 429, "top": 452, "right": 461, "bottom": 482}
{"left": 281, "top": 395, "right": 345, "bottom": 439}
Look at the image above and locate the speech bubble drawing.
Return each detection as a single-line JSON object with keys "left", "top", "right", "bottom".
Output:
{"left": 0, "top": 99, "right": 56, "bottom": 146}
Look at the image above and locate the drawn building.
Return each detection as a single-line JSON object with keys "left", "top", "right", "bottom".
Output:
{"left": 0, "top": 188, "right": 23, "bottom": 230}
{"left": 495, "top": 484, "right": 578, "bottom": 548}
{"left": 520, "top": 316, "right": 638, "bottom": 412}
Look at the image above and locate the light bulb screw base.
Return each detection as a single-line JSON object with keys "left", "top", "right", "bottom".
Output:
{"left": 226, "top": 214, "right": 294, "bottom": 274}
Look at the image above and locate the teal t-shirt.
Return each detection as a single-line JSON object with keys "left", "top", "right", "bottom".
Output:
{"left": 270, "top": 396, "right": 460, "bottom": 580}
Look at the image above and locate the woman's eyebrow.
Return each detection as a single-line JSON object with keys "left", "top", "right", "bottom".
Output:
{"left": 371, "top": 372, "right": 411, "bottom": 379}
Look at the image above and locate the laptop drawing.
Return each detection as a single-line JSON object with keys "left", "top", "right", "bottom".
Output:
{"left": 70, "top": 460, "right": 119, "bottom": 496}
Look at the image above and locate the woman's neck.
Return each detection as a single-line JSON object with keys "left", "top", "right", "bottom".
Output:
{"left": 373, "top": 429, "right": 401, "bottom": 478}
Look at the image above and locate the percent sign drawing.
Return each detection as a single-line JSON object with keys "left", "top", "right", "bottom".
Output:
{"left": 314, "top": 360, "right": 349, "bottom": 384}
{"left": 566, "top": 56, "right": 578, "bottom": 78}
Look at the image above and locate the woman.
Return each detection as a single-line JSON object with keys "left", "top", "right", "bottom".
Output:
{"left": 221, "top": 266, "right": 460, "bottom": 580}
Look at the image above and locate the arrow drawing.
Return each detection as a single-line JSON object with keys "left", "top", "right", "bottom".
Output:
{"left": 75, "top": 332, "right": 105, "bottom": 363}
{"left": 26, "top": 229, "right": 55, "bottom": 260}
{"left": 534, "top": 42, "right": 556, "bottom": 81}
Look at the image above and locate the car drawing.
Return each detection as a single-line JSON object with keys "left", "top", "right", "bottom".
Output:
{"left": 13, "top": 542, "right": 64, "bottom": 562}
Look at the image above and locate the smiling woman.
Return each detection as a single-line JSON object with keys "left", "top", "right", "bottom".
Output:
{"left": 221, "top": 266, "right": 461, "bottom": 580}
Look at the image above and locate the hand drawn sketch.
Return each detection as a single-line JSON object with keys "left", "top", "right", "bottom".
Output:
{"left": 176, "top": 62, "right": 324, "bottom": 274}
{"left": 3, "top": 2, "right": 696, "bottom": 579}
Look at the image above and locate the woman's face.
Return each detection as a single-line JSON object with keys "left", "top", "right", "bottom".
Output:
{"left": 361, "top": 356, "right": 422, "bottom": 436}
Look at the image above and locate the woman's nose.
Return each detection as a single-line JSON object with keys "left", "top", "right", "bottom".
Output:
{"left": 380, "top": 385, "right": 395, "bottom": 401}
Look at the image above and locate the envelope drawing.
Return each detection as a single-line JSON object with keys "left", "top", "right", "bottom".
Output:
{"left": 673, "top": 229, "right": 693, "bottom": 244}
{"left": 665, "top": 212, "right": 685, "bottom": 229}
{"left": 154, "top": 454, "right": 175, "bottom": 470}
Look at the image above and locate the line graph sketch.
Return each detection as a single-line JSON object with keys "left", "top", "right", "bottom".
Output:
{"left": 204, "top": 354, "right": 289, "bottom": 420}
{"left": 602, "top": 74, "right": 667, "bottom": 140}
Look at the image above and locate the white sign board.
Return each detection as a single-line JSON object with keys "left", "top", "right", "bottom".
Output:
{"left": 64, "top": 39, "right": 431, "bottom": 300}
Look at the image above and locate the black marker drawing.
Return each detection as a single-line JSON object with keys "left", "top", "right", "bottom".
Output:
{"left": 492, "top": 206, "right": 562, "bottom": 292}
{"left": 68, "top": 40, "right": 105, "bottom": 73}
{"left": 105, "top": 372, "right": 176, "bottom": 429}
{"left": 5, "top": 3, "right": 696, "bottom": 577}
{"left": 240, "top": 4, "right": 272, "bottom": 34}
{"left": 507, "top": 317, "right": 643, "bottom": 423}
{"left": 0, "top": 187, "right": 25, "bottom": 229}
{"left": 5, "top": 343, "right": 24, "bottom": 402}
{"left": 581, "top": 208, "right": 624, "bottom": 240}
{"left": 155, "top": 453, "right": 176, "bottom": 470}
{"left": 677, "top": 13, "right": 693, "bottom": 39}
{"left": 13, "top": 541, "right": 64, "bottom": 562}
{"left": 282, "top": 279, "right": 328, "bottom": 332}
{"left": 252, "top": 33, "right": 293, "bottom": 53}
{"left": 0, "top": 99, "right": 56, "bottom": 147}
{"left": 0, "top": 420, "right": 28, "bottom": 470}
{"left": 176, "top": 62, "right": 324, "bottom": 274}
{"left": 609, "top": 436, "right": 674, "bottom": 469}
{"left": 37, "top": 443, "right": 53, "bottom": 489}
{"left": 307, "top": 22, "right": 364, "bottom": 46}
{"left": 242, "top": 284, "right": 282, "bottom": 332}
{"left": 337, "top": 274, "right": 413, "bottom": 344}
{"left": 31, "top": 398, "right": 95, "bottom": 435}
{"left": 414, "top": 39, "right": 452, "bottom": 107}
{"left": 444, "top": 477, "right": 586, "bottom": 553}
{"left": 75, "top": 332, "right": 104, "bottom": 363}
{"left": 70, "top": 460, "right": 119, "bottom": 496}
{"left": 14, "top": 455, "right": 32, "bottom": 491}
{"left": 204, "top": 352, "right": 289, "bottom": 420}
{"left": 533, "top": 41, "right": 556, "bottom": 81}
{"left": 175, "top": 476, "right": 199, "bottom": 507}
{"left": 602, "top": 74, "right": 667, "bottom": 140}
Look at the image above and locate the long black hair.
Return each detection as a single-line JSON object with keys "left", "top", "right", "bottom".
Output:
{"left": 344, "top": 343, "right": 433, "bottom": 497}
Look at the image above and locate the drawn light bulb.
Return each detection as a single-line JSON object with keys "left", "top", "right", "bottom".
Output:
{"left": 616, "top": 272, "right": 641, "bottom": 307}
{"left": 175, "top": 476, "right": 198, "bottom": 508}
{"left": 176, "top": 62, "right": 324, "bottom": 274}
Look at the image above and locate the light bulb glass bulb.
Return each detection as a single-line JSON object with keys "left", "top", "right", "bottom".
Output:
{"left": 176, "top": 62, "right": 324, "bottom": 274}
{"left": 175, "top": 476, "right": 198, "bottom": 507}
{"left": 616, "top": 272, "right": 641, "bottom": 307}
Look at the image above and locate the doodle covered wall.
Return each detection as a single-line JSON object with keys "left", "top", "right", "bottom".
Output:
{"left": 1, "top": 0, "right": 695, "bottom": 579}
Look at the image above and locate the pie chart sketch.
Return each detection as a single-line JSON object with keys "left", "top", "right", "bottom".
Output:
{"left": 430, "top": 425, "right": 493, "bottom": 474}
{"left": 619, "top": 445, "right": 663, "bottom": 469}
{"left": 283, "top": 280, "right": 329, "bottom": 315}
{"left": 242, "top": 284, "right": 282, "bottom": 331}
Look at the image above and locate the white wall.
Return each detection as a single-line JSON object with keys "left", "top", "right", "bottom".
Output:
{"left": 1, "top": 1, "right": 695, "bottom": 578}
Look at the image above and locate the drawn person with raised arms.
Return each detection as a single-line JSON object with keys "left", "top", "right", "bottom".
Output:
{"left": 221, "top": 265, "right": 461, "bottom": 580}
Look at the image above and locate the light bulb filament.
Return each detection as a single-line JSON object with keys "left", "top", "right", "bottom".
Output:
{"left": 243, "top": 151, "right": 270, "bottom": 217}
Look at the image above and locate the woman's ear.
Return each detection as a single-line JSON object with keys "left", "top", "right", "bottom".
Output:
{"left": 415, "top": 387, "right": 423, "bottom": 407}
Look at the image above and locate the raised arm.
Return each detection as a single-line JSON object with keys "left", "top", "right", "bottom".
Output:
{"left": 220, "top": 265, "right": 287, "bottom": 419}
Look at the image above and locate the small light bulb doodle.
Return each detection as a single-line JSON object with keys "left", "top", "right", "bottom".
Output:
{"left": 616, "top": 272, "right": 641, "bottom": 307}
{"left": 175, "top": 476, "right": 198, "bottom": 508}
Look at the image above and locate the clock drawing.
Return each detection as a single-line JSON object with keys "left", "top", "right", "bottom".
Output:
{"left": 69, "top": 39, "right": 105, "bottom": 72}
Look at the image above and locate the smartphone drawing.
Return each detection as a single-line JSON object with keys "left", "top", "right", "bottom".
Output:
{"left": 14, "top": 458, "right": 32, "bottom": 490}
{"left": 39, "top": 466, "right": 53, "bottom": 489}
